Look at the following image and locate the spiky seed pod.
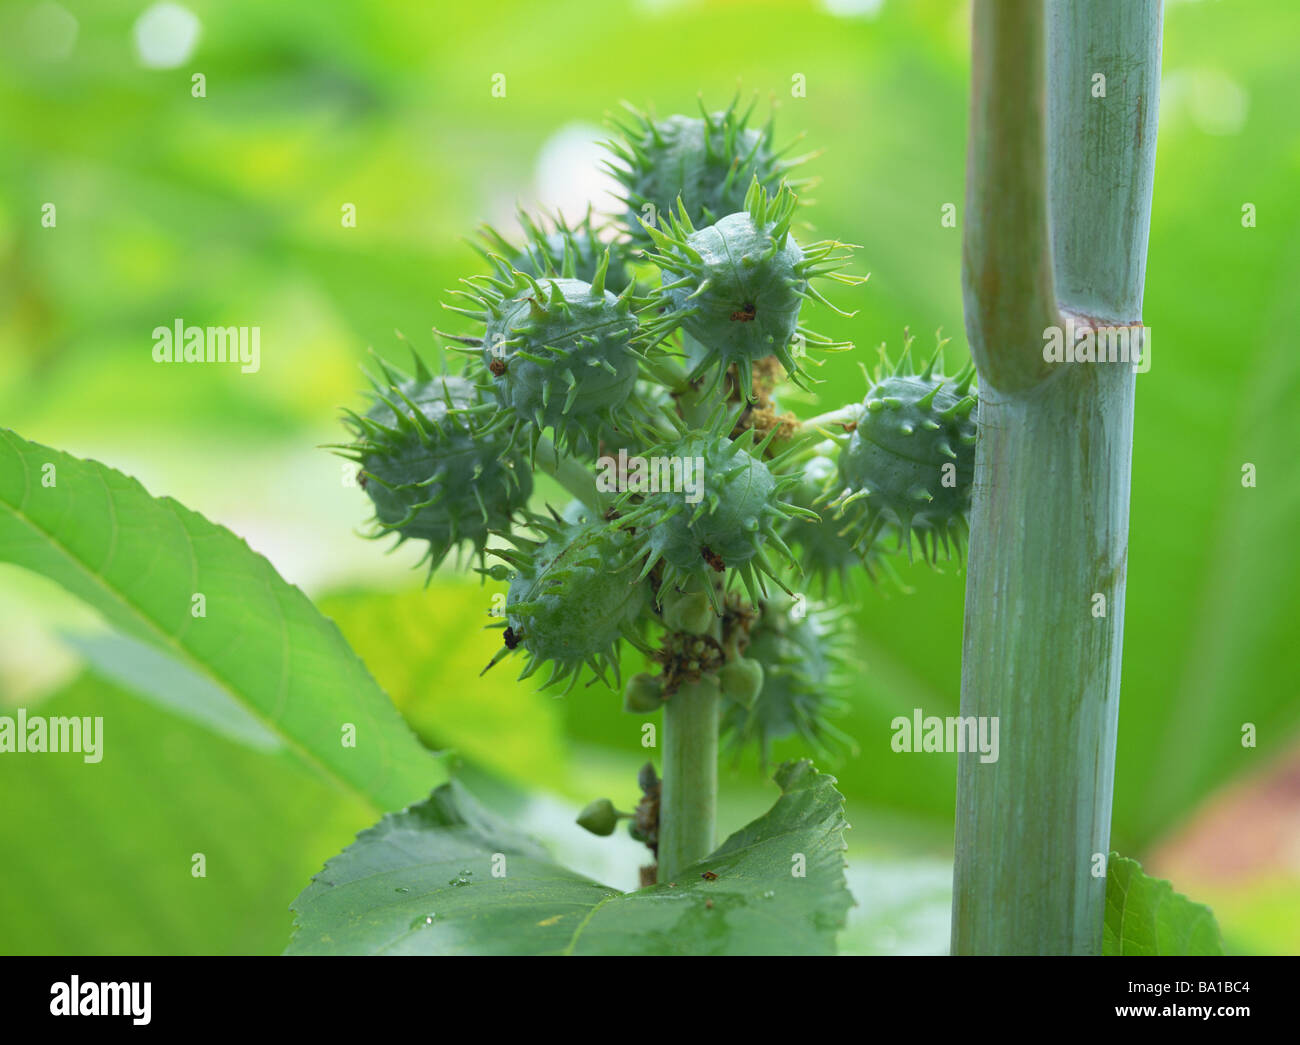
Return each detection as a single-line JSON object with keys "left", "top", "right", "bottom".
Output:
{"left": 484, "top": 513, "right": 649, "bottom": 691}
{"left": 338, "top": 358, "right": 532, "bottom": 577}
{"left": 642, "top": 179, "right": 861, "bottom": 397}
{"left": 476, "top": 206, "right": 633, "bottom": 296}
{"left": 828, "top": 347, "right": 978, "bottom": 562}
{"left": 443, "top": 262, "right": 642, "bottom": 456}
{"left": 603, "top": 95, "right": 810, "bottom": 247}
{"left": 721, "top": 595, "right": 849, "bottom": 767}
{"left": 781, "top": 450, "right": 872, "bottom": 591}
{"left": 615, "top": 425, "right": 816, "bottom": 610}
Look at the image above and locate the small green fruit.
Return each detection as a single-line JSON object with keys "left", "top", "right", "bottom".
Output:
{"left": 722, "top": 596, "right": 847, "bottom": 766}
{"left": 485, "top": 514, "right": 648, "bottom": 691}
{"left": 623, "top": 672, "right": 665, "bottom": 713}
{"left": 830, "top": 344, "right": 977, "bottom": 561}
{"left": 719, "top": 655, "right": 764, "bottom": 708}
{"left": 643, "top": 180, "right": 860, "bottom": 396}
{"left": 476, "top": 206, "right": 633, "bottom": 295}
{"left": 577, "top": 798, "right": 619, "bottom": 837}
{"left": 604, "top": 96, "right": 809, "bottom": 248}
{"left": 441, "top": 261, "right": 642, "bottom": 455}
{"left": 340, "top": 358, "right": 531, "bottom": 576}
{"left": 658, "top": 586, "right": 715, "bottom": 634}
{"left": 616, "top": 425, "right": 814, "bottom": 609}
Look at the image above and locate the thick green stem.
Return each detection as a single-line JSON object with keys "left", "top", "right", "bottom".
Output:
{"left": 952, "top": 364, "right": 1135, "bottom": 954}
{"left": 952, "top": 0, "right": 1162, "bottom": 954}
{"left": 658, "top": 677, "right": 719, "bottom": 882}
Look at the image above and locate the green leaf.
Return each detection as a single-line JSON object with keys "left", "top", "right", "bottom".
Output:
{"left": 286, "top": 759, "right": 853, "bottom": 955}
{"left": 63, "top": 630, "right": 282, "bottom": 752}
{"left": 0, "top": 674, "right": 375, "bottom": 955}
{"left": 319, "top": 586, "right": 572, "bottom": 792}
{"left": 0, "top": 428, "right": 440, "bottom": 813}
{"left": 1104, "top": 853, "right": 1226, "bottom": 956}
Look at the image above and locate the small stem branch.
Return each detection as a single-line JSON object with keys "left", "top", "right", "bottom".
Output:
{"left": 533, "top": 436, "right": 605, "bottom": 513}
{"left": 658, "top": 676, "right": 719, "bottom": 883}
{"left": 797, "top": 405, "right": 861, "bottom": 437}
{"left": 675, "top": 335, "right": 715, "bottom": 429}
{"left": 640, "top": 353, "right": 692, "bottom": 395}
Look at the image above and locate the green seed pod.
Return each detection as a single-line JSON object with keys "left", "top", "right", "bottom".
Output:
{"left": 781, "top": 446, "right": 894, "bottom": 591}
{"left": 604, "top": 95, "right": 809, "bottom": 248}
{"left": 721, "top": 595, "right": 849, "bottom": 766}
{"left": 642, "top": 179, "right": 861, "bottom": 397}
{"left": 829, "top": 345, "right": 977, "bottom": 561}
{"left": 719, "top": 655, "right": 764, "bottom": 709}
{"left": 615, "top": 423, "right": 816, "bottom": 611}
{"left": 338, "top": 356, "right": 531, "bottom": 577}
{"left": 658, "top": 586, "right": 715, "bottom": 634}
{"left": 484, "top": 512, "right": 649, "bottom": 691}
{"left": 577, "top": 798, "right": 620, "bottom": 837}
{"left": 440, "top": 260, "right": 642, "bottom": 456}
{"left": 623, "top": 672, "right": 665, "bottom": 713}
{"left": 476, "top": 206, "right": 633, "bottom": 296}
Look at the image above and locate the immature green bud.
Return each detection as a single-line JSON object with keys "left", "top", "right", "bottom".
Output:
{"left": 340, "top": 362, "right": 531, "bottom": 577}
{"left": 615, "top": 427, "right": 815, "bottom": 611}
{"left": 623, "top": 672, "right": 665, "bottom": 713}
{"left": 441, "top": 262, "right": 643, "bottom": 456}
{"left": 829, "top": 339, "right": 977, "bottom": 562}
{"left": 476, "top": 205, "right": 633, "bottom": 295}
{"left": 577, "top": 798, "right": 620, "bottom": 837}
{"left": 659, "top": 587, "right": 715, "bottom": 634}
{"left": 720, "top": 655, "right": 764, "bottom": 708}
{"left": 641, "top": 180, "right": 860, "bottom": 396}
{"left": 604, "top": 97, "right": 810, "bottom": 248}
{"left": 721, "top": 598, "right": 847, "bottom": 766}
{"left": 482, "top": 513, "right": 648, "bottom": 693}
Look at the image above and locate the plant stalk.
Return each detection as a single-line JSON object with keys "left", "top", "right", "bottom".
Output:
{"left": 952, "top": 0, "right": 1162, "bottom": 954}
{"left": 658, "top": 676, "right": 719, "bottom": 882}
{"left": 533, "top": 436, "right": 605, "bottom": 512}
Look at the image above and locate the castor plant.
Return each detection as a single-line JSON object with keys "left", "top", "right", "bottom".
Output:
{"left": 334, "top": 97, "right": 986, "bottom": 918}
{"left": 0, "top": 11, "right": 1231, "bottom": 955}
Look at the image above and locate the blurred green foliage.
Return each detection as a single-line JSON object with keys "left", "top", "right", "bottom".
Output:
{"left": 1, "top": 0, "right": 1297, "bottom": 954}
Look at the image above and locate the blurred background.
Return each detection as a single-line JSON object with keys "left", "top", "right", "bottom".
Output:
{"left": 1, "top": 0, "right": 1297, "bottom": 955}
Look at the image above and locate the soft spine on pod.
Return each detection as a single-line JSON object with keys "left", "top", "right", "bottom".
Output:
{"left": 827, "top": 340, "right": 978, "bottom": 562}
{"left": 336, "top": 354, "right": 532, "bottom": 577}
{"left": 642, "top": 178, "right": 861, "bottom": 398}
